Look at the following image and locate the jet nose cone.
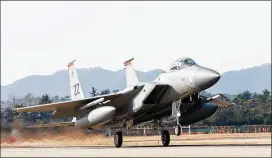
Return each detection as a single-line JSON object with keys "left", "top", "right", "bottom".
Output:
{"left": 194, "top": 67, "right": 220, "bottom": 90}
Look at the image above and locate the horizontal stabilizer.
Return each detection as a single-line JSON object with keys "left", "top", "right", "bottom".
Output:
{"left": 201, "top": 94, "right": 234, "bottom": 107}
{"left": 209, "top": 100, "right": 234, "bottom": 107}
{"left": 25, "top": 122, "right": 75, "bottom": 128}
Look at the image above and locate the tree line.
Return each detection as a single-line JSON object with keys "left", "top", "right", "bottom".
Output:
{"left": 1, "top": 87, "right": 114, "bottom": 130}
{"left": 1, "top": 88, "right": 271, "bottom": 130}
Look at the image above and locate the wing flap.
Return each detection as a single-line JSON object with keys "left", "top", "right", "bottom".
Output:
{"left": 16, "top": 100, "right": 80, "bottom": 112}
{"left": 25, "top": 122, "right": 75, "bottom": 128}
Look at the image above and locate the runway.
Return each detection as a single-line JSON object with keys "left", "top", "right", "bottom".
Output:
{"left": 2, "top": 133, "right": 271, "bottom": 157}
{"left": 2, "top": 145, "right": 271, "bottom": 157}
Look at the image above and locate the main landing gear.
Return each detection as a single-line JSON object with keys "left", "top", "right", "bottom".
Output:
{"left": 155, "top": 119, "right": 171, "bottom": 147}
{"left": 160, "top": 117, "right": 181, "bottom": 147}
{"left": 114, "top": 131, "right": 123, "bottom": 148}
{"left": 113, "top": 119, "right": 177, "bottom": 148}
{"left": 161, "top": 130, "right": 170, "bottom": 146}
{"left": 113, "top": 128, "right": 171, "bottom": 148}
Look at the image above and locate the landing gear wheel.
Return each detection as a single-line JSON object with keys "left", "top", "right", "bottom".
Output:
{"left": 114, "top": 131, "right": 123, "bottom": 148}
{"left": 175, "top": 125, "right": 181, "bottom": 136}
{"left": 161, "top": 130, "right": 170, "bottom": 146}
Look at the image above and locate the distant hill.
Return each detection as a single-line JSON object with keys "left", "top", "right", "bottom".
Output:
{"left": 206, "top": 63, "right": 271, "bottom": 95}
{"left": 1, "top": 68, "right": 163, "bottom": 101}
{"left": 1, "top": 63, "right": 271, "bottom": 101}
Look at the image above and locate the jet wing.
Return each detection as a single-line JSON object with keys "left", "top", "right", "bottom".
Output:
{"left": 15, "top": 86, "right": 143, "bottom": 117}
{"left": 15, "top": 94, "right": 119, "bottom": 112}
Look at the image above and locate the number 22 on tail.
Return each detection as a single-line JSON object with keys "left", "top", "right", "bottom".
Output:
{"left": 73, "top": 83, "right": 80, "bottom": 96}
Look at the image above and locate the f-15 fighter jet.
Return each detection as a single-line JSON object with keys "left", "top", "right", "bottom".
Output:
{"left": 16, "top": 57, "right": 228, "bottom": 148}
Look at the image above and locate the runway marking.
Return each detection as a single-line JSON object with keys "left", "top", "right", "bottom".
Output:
{"left": 2, "top": 145, "right": 271, "bottom": 157}
{"left": 1, "top": 144, "right": 271, "bottom": 149}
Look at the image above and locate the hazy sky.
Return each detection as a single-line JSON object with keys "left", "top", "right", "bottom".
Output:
{"left": 1, "top": 1, "right": 271, "bottom": 86}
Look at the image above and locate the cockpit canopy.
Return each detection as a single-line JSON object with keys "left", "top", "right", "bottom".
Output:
{"left": 166, "top": 57, "right": 197, "bottom": 71}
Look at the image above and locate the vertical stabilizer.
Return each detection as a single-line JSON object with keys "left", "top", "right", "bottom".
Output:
{"left": 124, "top": 58, "right": 139, "bottom": 87}
{"left": 68, "top": 60, "right": 85, "bottom": 100}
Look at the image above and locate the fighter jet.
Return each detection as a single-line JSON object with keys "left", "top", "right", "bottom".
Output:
{"left": 16, "top": 57, "right": 226, "bottom": 148}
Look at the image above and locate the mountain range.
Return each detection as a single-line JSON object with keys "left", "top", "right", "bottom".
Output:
{"left": 1, "top": 63, "right": 271, "bottom": 101}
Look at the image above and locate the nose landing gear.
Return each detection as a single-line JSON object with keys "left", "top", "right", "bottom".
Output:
{"left": 175, "top": 111, "right": 182, "bottom": 136}
{"left": 175, "top": 125, "right": 181, "bottom": 136}
{"left": 172, "top": 99, "right": 182, "bottom": 136}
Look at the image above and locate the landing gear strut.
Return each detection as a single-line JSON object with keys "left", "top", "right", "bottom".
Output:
{"left": 161, "top": 130, "right": 170, "bottom": 146}
{"left": 172, "top": 99, "right": 182, "bottom": 136}
{"left": 175, "top": 111, "right": 181, "bottom": 136}
{"left": 114, "top": 131, "right": 123, "bottom": 148}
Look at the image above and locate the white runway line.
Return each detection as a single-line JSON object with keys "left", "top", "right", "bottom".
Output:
{"left": 1, "top": 146, "right": 271, "bottom": 157}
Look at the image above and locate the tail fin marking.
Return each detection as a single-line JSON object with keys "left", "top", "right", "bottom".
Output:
{"left": 68, "top": 60, "right": 85, "bottom": 100}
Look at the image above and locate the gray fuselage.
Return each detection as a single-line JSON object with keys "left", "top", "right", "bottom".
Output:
{"left": 101, "top": 60, "right": 220, "bottom": 129}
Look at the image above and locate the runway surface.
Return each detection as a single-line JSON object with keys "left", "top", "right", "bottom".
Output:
{"left": 2, "top": 145, "right": 271, "bottom": 157}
